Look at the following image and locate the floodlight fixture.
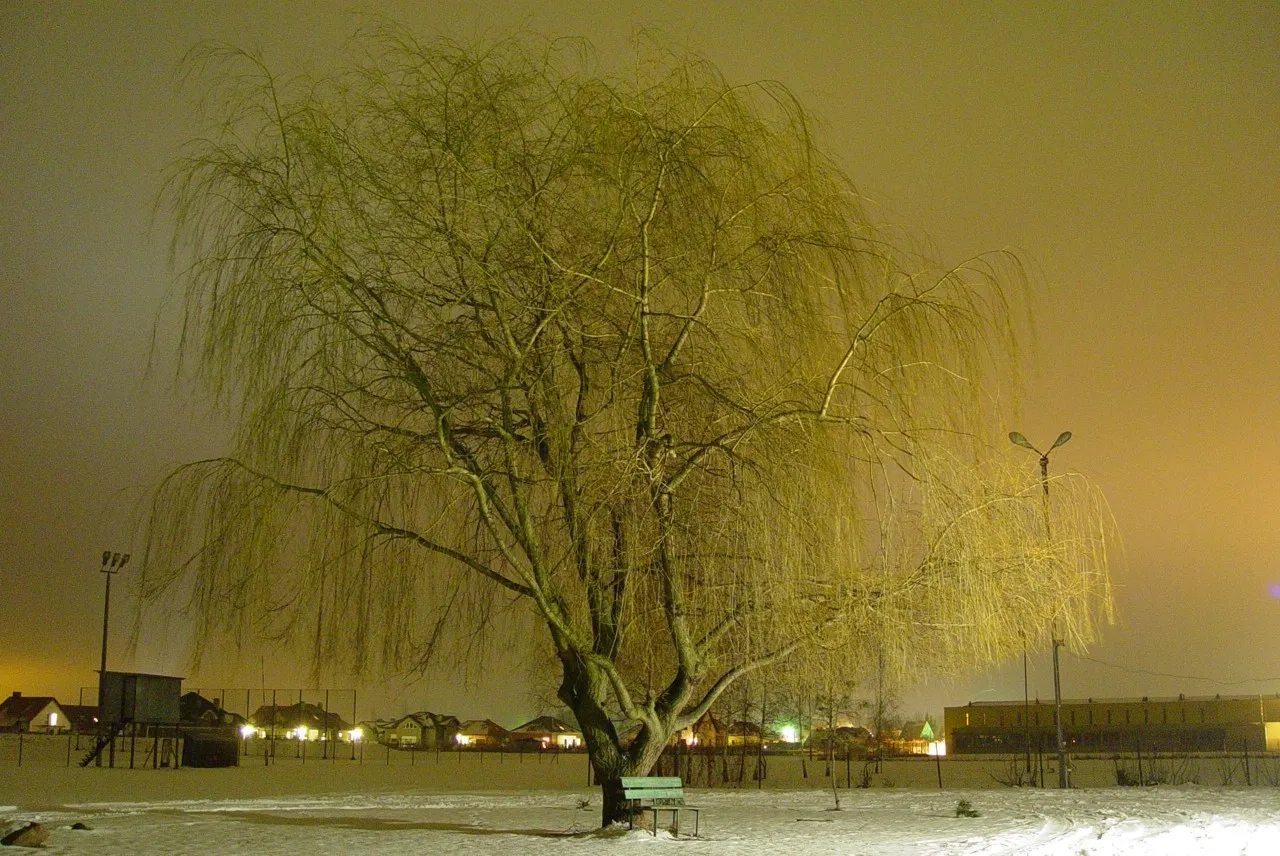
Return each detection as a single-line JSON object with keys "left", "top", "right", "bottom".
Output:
{"left": 1008, "top": 431, "right": 1035, "bottom": 450}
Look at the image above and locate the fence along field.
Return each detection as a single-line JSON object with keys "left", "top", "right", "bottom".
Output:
{"left": 3, "top": 732, "right": 1279, "bottom": 794}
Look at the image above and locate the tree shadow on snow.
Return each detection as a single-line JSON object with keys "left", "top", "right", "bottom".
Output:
{"left": 206, "top": 810, "right": 613, "bottom": 839}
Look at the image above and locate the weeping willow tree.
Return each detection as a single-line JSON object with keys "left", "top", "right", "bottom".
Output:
{"left": 143, "top": 30, "right": 1112, "bottom": 825}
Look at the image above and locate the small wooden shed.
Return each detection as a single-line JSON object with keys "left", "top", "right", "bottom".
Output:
{"left": 98, "top": 671, "right": 182, "bottom": 725}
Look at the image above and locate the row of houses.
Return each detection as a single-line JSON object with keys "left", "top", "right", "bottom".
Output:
{"left": 234, "top": 702, "right": 937, "bottom": 755}
{"left": 222, "top": 701, "right": 585, "bottom": 750}
{"left": 357, "top": 713, "right": 583, "bottom": 750}
{"left": 2, "top": 688, "right": 935, "bottom": 756}
{"left": 0, "top": 690, "right": 588, "bottom": 752}
{"left": 635, "top": 714, "right": 936, "bottom": 755}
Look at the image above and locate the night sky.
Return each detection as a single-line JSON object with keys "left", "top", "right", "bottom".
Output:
{"left": 2, "top": 2, "right": 1277, "bottom": 726}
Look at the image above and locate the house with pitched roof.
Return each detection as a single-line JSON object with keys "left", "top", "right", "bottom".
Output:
{"left": 0, "top": 692, "right": 71, "bottom": 733}
{"left": 383, "top": 711, "right": 460, "bottom": 748}
{"left": 180, "top": 692, "right": 245, "bottom": 727}
{"left": 455, "top": 718, "right": 509, "bottom": 747}
{"left": 508, "top": 715, "right": 583, "bottom": 749}
{"left": 676, "top": 712, "right": 727, "bottom": 748}
{"left": 883, "top": 720, "right": 935, "bottom": 755}
{"left": 249, "top": 701, "right": 351, "bottom": 741}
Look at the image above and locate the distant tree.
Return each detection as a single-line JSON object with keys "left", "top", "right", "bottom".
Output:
{"left": 142, "top": 30, "right": 1113, "bottom": 826}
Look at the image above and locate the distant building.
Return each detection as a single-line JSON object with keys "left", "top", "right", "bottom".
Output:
{"left": 508, "top": 716, "right": 582, "bottom": 749}
{"left": 61, "top": 704, "right": 99, "bottom": 733}
{"left": 455, "top": 718, "right": 508, "bottom": 747}
{"left": 674, "top": 712, "right": 726, "bottom": 748}
{"left": 0, "top": 693, "right": 71, "bottom": 733}
{"left": 356, "top": 718, "right": 395, "bottom": 744}
{"left": 383, "top": 712, "right": 460, "bottom": 749}
{"left": 806, "top": 724, "right": 871, "bottom": 754}
{"left": 944, "top": 695, "right": 1280, "bottom": 754}
{"left": 725, "top": 720, "right": 765, "bottom": 748}
{"left": 249, "top": 701, "right": 352, "bottom": 741}
{"left": 883, "top": 720, "right": 936, "bottom": 755}
{"left": 179, "top": 692, "right": 245, "bottom": 727}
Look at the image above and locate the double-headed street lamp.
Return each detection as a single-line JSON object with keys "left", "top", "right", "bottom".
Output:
{"left": 1009, "top": 430, "right": 1072, "bottom": 789}
{"left": 99, "top": 551, "right": 130, "bottom": 678}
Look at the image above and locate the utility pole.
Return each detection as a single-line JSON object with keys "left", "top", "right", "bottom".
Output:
{"left": 1010, "top": 431, "right": 1072, "bottom": 788}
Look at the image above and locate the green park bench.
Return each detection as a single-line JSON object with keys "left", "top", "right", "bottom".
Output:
{"left": 620, "top": 775, "right": 701, "bottom": 838}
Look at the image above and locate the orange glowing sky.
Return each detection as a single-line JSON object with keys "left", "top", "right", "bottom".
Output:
{"left": 2, "top": 2, "right": 1278, "bottom": 725}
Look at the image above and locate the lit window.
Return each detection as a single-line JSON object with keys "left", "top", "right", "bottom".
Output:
{"left": 48, "top": 712, "right": 58, "bottom": 728}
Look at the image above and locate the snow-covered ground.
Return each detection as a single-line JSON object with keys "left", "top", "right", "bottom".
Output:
{"left": 3, "top": 767, "right": 1279, "bottom": 854}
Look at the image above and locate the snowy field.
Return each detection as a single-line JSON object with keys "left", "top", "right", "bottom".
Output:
{"left": 3, "top": 783, "right": 1279, "bottom": 855}
{"left": 4, "top": 753, "right": 1280, "bottom": 854}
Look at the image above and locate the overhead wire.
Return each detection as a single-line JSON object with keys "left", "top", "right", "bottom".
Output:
{"left": 1069, "top": 653, "right": 1280, "bottom": 688}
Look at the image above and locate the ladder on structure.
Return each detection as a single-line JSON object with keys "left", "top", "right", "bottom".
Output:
{"left": 79, "top": 721, "right": 127, "bottom": 767}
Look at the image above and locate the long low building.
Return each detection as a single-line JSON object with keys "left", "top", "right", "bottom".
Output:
{"left": 944, "top": 694, "right": 1280, "bottom": 754}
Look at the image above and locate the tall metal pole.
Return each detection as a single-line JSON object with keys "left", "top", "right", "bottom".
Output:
{"left": 98, "top": 552, "right": 129, "bottom": 681}
{"left": 1052, "top": 637, "right": 1067, "bottom": 788}
{"left": 1042, "top": 452, "right": 1068, "bottom": 789}
{"left": 99, "top": 570, "right": 112, "bottom": 677}
{"left": 1009, "top": 431, "right": 1072, "bottom": 789}
{"left": 1023, "top": 644, "right": 1031, "bottom": 778}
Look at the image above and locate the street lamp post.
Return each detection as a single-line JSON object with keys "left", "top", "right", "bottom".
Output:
{"left": 99, "top": 551, "right": 130, "bottom": 679}
{"left": 1009, "top": 431, "right": 1072, "bottom": 789}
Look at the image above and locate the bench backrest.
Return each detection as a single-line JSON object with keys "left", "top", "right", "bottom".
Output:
{"left": 620, "top": 776, "right": 685, "bottom": 803}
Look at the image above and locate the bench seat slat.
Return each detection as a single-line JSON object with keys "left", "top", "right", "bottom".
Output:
{"left": 620, "top": 776, "right": 682, "bottom": 788}
{"left": 623, "top": 789, "right": 684, "bottom": 800}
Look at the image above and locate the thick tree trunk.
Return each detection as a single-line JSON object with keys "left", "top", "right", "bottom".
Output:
{"left": 556, "top": 646, "right": 672, "bottom": 827}
{"left": 583, "top": 722, "right": 669, "bottom": 826}
{"left": 584, "top": 733, "right": 671, "bottom": 826}
{"left": 599, "top": 775, "right": 629, "bottom": 827}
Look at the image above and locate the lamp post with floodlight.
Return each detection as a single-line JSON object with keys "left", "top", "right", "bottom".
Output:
{"left": 1009, "top": 430, "right": 1072, "bottom": 789}
{"left": 99, "top": 551, "right": 130, "bottom": 679}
